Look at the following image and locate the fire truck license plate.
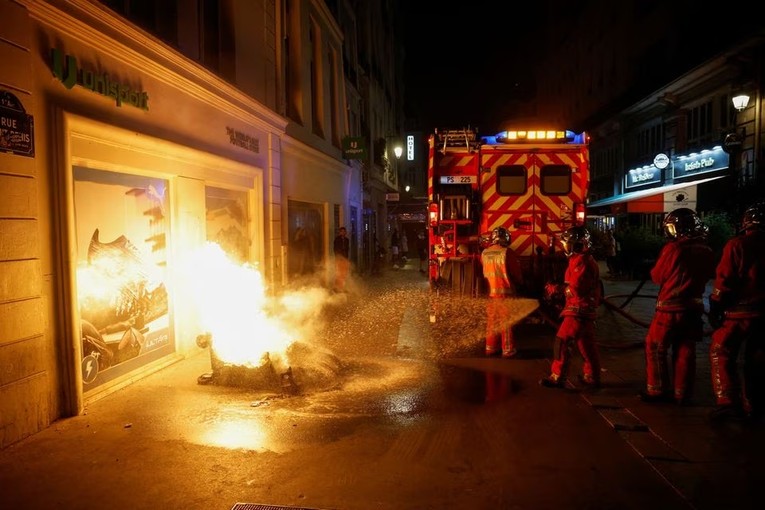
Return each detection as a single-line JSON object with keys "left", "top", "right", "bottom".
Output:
{"left": 439, "top": 176, "right": 477, "bottom": 184}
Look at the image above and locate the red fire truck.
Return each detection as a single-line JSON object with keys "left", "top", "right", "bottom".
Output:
{"left": 427, "top": 127, "right": 590, "bottom": 313}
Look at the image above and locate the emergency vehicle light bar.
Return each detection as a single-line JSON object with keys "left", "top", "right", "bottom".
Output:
{"left": 487, "top": 130, "right": 587, "bottom": 144}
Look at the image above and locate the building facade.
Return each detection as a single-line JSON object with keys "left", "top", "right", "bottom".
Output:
{"left": 530, "top": 1, "right": 763, "bottom": 230}
{"left": 586, "top": 34, "right": 765, "bottom": 230}
{"left": 0, "top": 0, "right": 404, "bottom": 449}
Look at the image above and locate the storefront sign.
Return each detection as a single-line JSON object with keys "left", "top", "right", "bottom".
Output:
{"left": 226, "top": 127, "right": 259, "bottom": 153}
{"left": 625, "top": 165, "right": 661, "bottom": 188}
{"left": 50, "top": 48, "right": 149, "bottom": 110}
{"left": 653, "top": 152, "right": 670, "bottom": 169}
{"left": 0, "top": 90, "right": 34, "bottom": 157}
{"left": 406, "top": 134, "right": 415, "bottom": 161}
{"left": 342, "top": 136, "right": 366, "bottom": 159}
{"left": 664, "top": 185, "right": 697, "bottom": 213}
{"left": 672, "top": 146, "right": 728, "bottom": 179}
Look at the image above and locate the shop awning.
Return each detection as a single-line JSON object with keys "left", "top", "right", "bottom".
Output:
{"left": 587, "top": 175, "right": 727, "bottom": 208}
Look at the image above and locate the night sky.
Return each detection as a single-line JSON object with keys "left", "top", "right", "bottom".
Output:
{"left": 401, "top": 1, "right": 760, "bottom": 137}
{"left": 402, "top": 2, "right": 545, "bottom": 135}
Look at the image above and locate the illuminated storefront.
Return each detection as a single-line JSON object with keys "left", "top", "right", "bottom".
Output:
{"left": 588, "top": 146, "right": 730, "bottom": 215}
{"left": 0, "top": 1, "right": 285, "bottom": 447}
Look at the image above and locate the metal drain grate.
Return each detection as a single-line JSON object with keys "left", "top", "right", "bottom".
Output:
{"left": 231, "top": 505, "right": 328, "bottom": 510}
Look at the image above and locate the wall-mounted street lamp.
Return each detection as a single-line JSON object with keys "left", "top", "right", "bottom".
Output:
{"left": 386, "top": 143, "right": 403, "bottom": 186}
{"left": 732, "top": 94, "right": 750, "bottom": 111}
{"left": 724, "top": 93, "right": 751, "bottom": 198}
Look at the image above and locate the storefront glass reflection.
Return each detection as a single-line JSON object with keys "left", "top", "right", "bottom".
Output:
{"left": 73, "top": 167, "right": 173, "bottom": 389}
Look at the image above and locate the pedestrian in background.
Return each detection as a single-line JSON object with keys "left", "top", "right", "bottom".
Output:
{"left": 605, "top": 228, "right": 618, "bottom": 275}
{"left": 400, "top": 231, "right": 409, "bottom": 263}
{"left": 708, "top": 201, "right": 765, "bottom": 422}
{"left": 390, "top": 229, "right": 401, "bottom": 267}
{"left": 332, "top": 226, "right": 351, "bottom": 291}
{"left": 540, "top": 226, "right": 602, "bottom": 389}
{"left": 481, "top": 227, "right": 523, "bottom": 358}
{"left": 417, "top": 230, "right": 428, "bottom": 274}
{"left": 640, "top": 208, "right": 714, "bottom": 405}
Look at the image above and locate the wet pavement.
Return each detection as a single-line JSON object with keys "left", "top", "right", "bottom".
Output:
{"left": 1, "top": 258, "right": 763, "bottom": 510}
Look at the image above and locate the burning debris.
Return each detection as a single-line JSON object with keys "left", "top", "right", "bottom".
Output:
{"left": 182, "top": 243, "right": 347, "bottom": 395}
{"left": 196, "top": 332, "right": 345, "bottom": 394}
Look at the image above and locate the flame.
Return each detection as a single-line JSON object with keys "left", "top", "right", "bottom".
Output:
{"left": 180, "top": 242, "right": 331, "bottom": 368}
{"left": 77, "top": 242, "right": 165, "bottom": 322}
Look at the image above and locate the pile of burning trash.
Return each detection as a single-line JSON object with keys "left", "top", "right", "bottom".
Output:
{"left": 196, "top": 333, "right": 345, "bottom": 395}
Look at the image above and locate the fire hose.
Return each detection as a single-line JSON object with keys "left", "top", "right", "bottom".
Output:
{"left": 537, "top": 278, "right": 716, "bottom": 349}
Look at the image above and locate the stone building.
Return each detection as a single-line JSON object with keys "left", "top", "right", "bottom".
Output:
{"left": 0, "top": 0, "right": 404, "bottom": 448}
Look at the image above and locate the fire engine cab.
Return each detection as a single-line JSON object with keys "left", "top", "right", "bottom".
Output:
{"left": 427, "top": 127, "right": 590, "bottom": 308}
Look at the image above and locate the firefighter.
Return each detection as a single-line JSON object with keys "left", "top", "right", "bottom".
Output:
{"left": 539, "top": 226, "right": 602, "bottom": 389}
{"left": 708, "top": 201, "right": 765, "bottom": 422}
{"left": 481, "top": 227, "right": 523, "bottom": 358}
{"left": 640, "top": 208, "right": 715, "bottom": 405}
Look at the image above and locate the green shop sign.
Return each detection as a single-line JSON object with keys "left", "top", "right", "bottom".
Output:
{"left": 342, "top": 136, "right": 366, "bottom": 160}
{"left": 51, "top": 48, "right": 149, "bottom": 111}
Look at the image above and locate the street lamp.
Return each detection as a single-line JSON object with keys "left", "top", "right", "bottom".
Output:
{"left": 732, "top": 94, "right": 750, "bottom": 111}
{"left": 725, "top": 92, "right": 751, "bottom": 209}
{"left": 387, "top": 142, "right": 403, "bottom": 185}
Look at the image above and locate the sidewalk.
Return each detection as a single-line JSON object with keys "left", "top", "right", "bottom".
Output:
{"left": 1, "top": 258, "right": 762, "bottom": 510}
{"left": 575, "top": 262, "right": 765, "bottom": 508}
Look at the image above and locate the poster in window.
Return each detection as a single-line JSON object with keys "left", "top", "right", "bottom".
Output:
{"left": 205, "top": 186, "right": 249, "bottom": 264}
{"left": 73, "top": 167, "right": 173, "bottom": 389}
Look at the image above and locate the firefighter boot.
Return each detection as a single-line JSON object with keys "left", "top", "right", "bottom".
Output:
{"left": 709, "top": 403, "right": 747, "bottom": 423}
{"left": 576, "top": 374, "right": 601, "bottom": 391}
{"left": 539, "top": 375, "right": 565, "bottom": 388}
{"left": 539, "top": 337, "right": 571, "bottom": 389}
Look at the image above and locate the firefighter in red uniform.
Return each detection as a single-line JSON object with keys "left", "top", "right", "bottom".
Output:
{"left": 539, "top": 226, "right": 602, "bottom": 389}
{"left": 708, "top": 201, "right": 765, "bottom": 422}
{"left": 640, "top": 208, "right": 715, "bottom": 405}
{"left": 481, "top": 227, "right": 523, "bottom": 358}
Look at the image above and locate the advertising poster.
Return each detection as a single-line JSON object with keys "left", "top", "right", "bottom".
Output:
{"left": 73, "top": 167, "right": 173, "bottom": 389}
{"left": 205, "top": 186, "right": 249, "bottom": 264}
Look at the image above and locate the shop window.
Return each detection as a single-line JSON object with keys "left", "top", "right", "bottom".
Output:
{"left": 288, "top": 200, "right": 325, "bottom": 278}
{"left": 205, "top": 186, "right": 249, "bottom": 264}
{"left": 73, "top": 167, "right": 173, "bottom": 389}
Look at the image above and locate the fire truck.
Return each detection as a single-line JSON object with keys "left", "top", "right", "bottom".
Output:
{"left": 427, "top": 127, "right": 590, "bottom": 317}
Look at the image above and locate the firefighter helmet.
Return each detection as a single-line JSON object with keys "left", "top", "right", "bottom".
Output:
{"left": 558, "top": 226, "right": 591, "bottom": 256}
{"left": 662, "top": 208, "right": 707, "bottom": 239}
{"left": 741, "top": 201, "right": 765, "bottom": 233}
{"left": 491, "top": 227, "right": 511, "bottom": 247}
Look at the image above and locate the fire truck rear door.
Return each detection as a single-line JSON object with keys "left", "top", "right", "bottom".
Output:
{"left": 479, "top": 148, "right": 583, "bottom": 256}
